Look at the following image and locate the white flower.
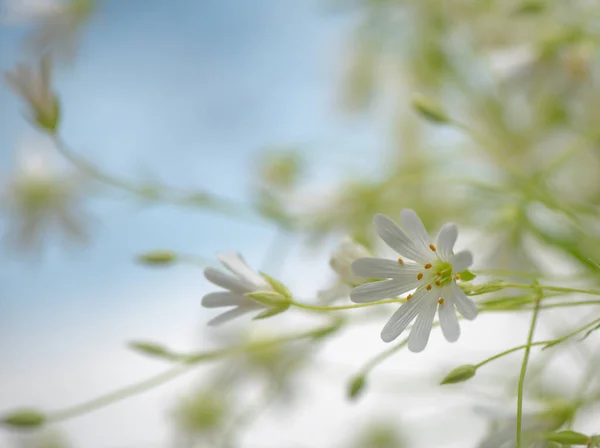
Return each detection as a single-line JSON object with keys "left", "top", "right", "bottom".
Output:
{"left": 350, "top": 209, "right": 477, "bottom": 352}
{"left": 202, "top": 253, "right": 272, "bottom": 326}
{"left": 330, "top": 237, "right": 371, "bottom": 285}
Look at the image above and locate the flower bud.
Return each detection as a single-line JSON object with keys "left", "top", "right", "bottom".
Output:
{"left": 347, "top": 375, "right": 366, "bottom": 400}
{"left": 440, "top": 364, "right": 477, "bottom": 385}
{"left": 411, "top": 93, "right": 449, "bottom": 124}
{"left": 543, "top": 430, "right": 590, "bottom": 445}
{"left": 2, "top": 409, "right": 46, "bottom": 429}
{"left": 137, "top": 251, "right": 177, "bottom": 266}
{"left": 128, "top": 341, "right": 176, "bottom": 361}
{"left": 331, "top": 237, "right": 370, "bottom": 285}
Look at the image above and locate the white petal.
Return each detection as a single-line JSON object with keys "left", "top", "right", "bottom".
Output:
{"left": 206, "top": 306, "right": 260, "bottom": 326}
{"left": 438, "top": 294, "right": 460, "bottom": 342}
{"left": 400, "top": 209, "right": 433, "bottom": 252}
{"left": 204, "top": 267, "right": 251, "bottom": 293}
{"left": 217, "top": 252, "right": 268, "bottom": 289}
{"left": 350, "top": 278, "right": 420, "bottom": 303}
{"left": 373, "top": 214, "right": 431, "bottom": 263}
{"left": 436, "top": 223, "right": 458, "bottom": 262}
{"left": 451, "top": 250, "right": 473, "bottom": 272}
{"left": 351, "top": 257, "right": 404, "bottom": 278}
{"left": 201, "top": 292, "right": 249, "bottom": 308}
{"left": 450, "top": 282, "right": 478, "bottom": 320}
{"left": 380, "top": 288, "right": 429, "bottom": 342}
{"left": 407, "top": 290, "right": 439, "bottom": 352}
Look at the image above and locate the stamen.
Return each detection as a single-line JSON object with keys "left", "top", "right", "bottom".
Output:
{"left": 435, "top": 280, "right": 441, "bottom": 286}
{"left": 438, "top": 297, "right": 444, "bottom": 305}
{"left": 426, "top": 284, "right": 432, "bottom": 291}
{"left": 406, "top": 294, "right": 413, "bottom": 301}
{"left": 424, "top": 263, "right": 432, "bottom": 269}
{"left": 429, "top": 244, "right": 437, "bottom": 251}
{"left": 417, "top": 273, "right": 424, "bottom": 280}
{"left": 397, "top": 257, "right": 404, "bottom": 264}
{"left": 437, "top": 271, "right": 442, "bottom": 276}
{"left": 455, "top": 273, "right": 461, "bottom": 280}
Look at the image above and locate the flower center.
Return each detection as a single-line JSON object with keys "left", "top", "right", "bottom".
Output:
{"left": 432, "top": 260, "right": 453, "bottom": 287}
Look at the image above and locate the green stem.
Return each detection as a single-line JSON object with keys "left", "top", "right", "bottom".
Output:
{"left": 516, "top": 287, "right": 542, "bottom": 448}
{"left": 502, "top": 283, "right": 600, "bottom": 297}
{"left": 46, "top": 323, "right": 336, "bottom": 423}
{"left": 289, "top": 298, "right": 404, "bottom": 311}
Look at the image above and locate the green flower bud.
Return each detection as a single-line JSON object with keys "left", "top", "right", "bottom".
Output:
{"left": 440, "top": 364, "right": 477, "bottom": 385}
{"left": 458, "top": 270, "right": 476, "bottom": 281}
{"left": 260, "top": 273, "right": 293, "bottom": 299}
{"left": 246, "top": 291, "right": 289, "bottom": 307}
{"left": 2, "top": 409, "right": 46, "bottom": 429}
{"left": 543, "top": 430, "right": 590, "bottom": 445}
{"left": 128, "top": 341, "right": 176, "bottom": 361}
{"left": 348, "top": 375, "right": 366, "bottom": 400}
{"left": 411, "top": 94, "right": 449, "bottom": 124}
{"left": 137, "top": 251, "right": 176, "bottom": 266}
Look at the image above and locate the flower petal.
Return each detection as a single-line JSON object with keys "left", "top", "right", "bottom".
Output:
{"left": 373, "top": 214, "right": 431, "bottom": 264}
{"left": 350, "top": 278, "right": 419, "bottom": 303}
{"left": 400, "top": 209, "right": 433, "bottom": 252}
{"left": 204, "top": 267, "right": 252, "bottom": 293}
{"left": 436, "top": 223, "right": 458, "bottom": 262}
{"left": 351, "top": 257, "right": 404, "bottom": 278}
{"left": 207, "top": 306, "right": 260, "bottom": 326}
{"left": 407, "top": 289, "right": 439, "bottom": 352}
{"left": 380, "top": 288, "right": 429, "bottom": 342}
{"left": 438, "top": 294, "right": 460, "bottom": 342}
{"left": 217, "top": 252, "right": 268, "bottom": 289}
{"left": 201, "top": 291, "right": 249, "bottom": 308}
{"left": 450, "top": 250, "right": 473, "bottom": 272}
{"left": 450, "top": 281, "right": 478, "bottom": 320}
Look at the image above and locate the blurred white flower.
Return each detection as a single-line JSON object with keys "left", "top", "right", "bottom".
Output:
{"left": 330, "top": 236, "right": 371, "bottom": 285}
{"left": 350, "top": 209, "right": 477, "bottom": 352}
{"left": 1, "top": 0, "right": 94, "bottom": 61}
{"left": 202, "top": 253, "right": 272, "bottom": 325}
{"left": 2, "top": 139, "right": 89, "bottom": 251}
{"left": 4, "top": 55, "right": 60, "bottom": 132}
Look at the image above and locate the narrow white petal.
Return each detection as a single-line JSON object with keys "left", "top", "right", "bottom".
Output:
{"left": 351, "top": 257, "right": 404, "bottom": 278}
{"left": 373, "top": 214, "right": 431, "bottom": 263}
{"left": 451, "top": 250, "right": 473, "bottom": 272}
{"left": 204, "top": 267, "right": 251, "bottom": 293}
{"left": 438, "top": 294, "right": 460, "bottom": 342}
{"left": 400, "top": 209, "right": 433, "bottom": 252}
{"left": 201, "top": 291, "right": 249, "bottom": 308}
{"left": 350, "top": 278, "right": 419, "bottom": 303}
{"left": 407, "top": 290, "right": 438, "bottom": 352}
{"left": 380, "top": 288, "right": 429, "bottom": 342}
{"left": 436, "top": 223, "right": 458, "bottom": 262}
{"left": 450, "top": 282, "right": 478, "bottom": 320}
{"left": 217, "top": 252, "right": 268, "bottom": 288}
{"left": 206, "top": 306, "right": 260, "bottom": 326}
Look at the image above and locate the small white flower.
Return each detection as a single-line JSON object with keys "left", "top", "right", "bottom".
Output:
{"left": 350, "top": 209, "right": 478, "bottom": 352}
{"left": 330, "top": 237, "right": 371, "bottom": 285}
{"left": 202, "top": 253, "right": 272, "bottom": 326}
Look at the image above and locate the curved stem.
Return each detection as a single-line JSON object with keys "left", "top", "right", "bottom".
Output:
{"left": 289, "top": 298, "right": 404, "bottom": 311}
{"left": 516, "top": 288, "right": 542, "bottom": 448}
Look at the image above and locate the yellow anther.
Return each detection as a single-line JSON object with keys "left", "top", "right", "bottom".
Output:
{"left": 397, "top": 257, "right": 404, "bottom": 264}
{"left": 429, "top": 244, "right": 437, "bottom": 251}
{"left": 426, "top": 284, "right": 432, "bottom": 291}
{"left": 406, "top": 294, "right": 413, "bottom": 301}
{"left": 417, "top": 273, "right": 424, "bottom": 280}
{"left": 435, "top": 280, "right": 441, "bottom": 286}
{"left": 438, "top": 297, "right": 444, "bottom": 305}
{"left": 437, "top": 271, "right": 442, "bottom": 276}
{"left": 455, "top": 273, "right": 461, "bottom": 280}
{"left": 424, "top": 263, "right": 432, "bottom": 269}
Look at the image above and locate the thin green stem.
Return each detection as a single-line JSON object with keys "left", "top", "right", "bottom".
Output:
{"left": 516, "top": 287, "right": 542, "bottom": 448}
{"left": 288, "top": 298, "right": 404, "bottom": 311}
{"left": 46, "top": 323, "right": 336, "bottom": 423}
{"left": 502, "top": 282, "right": 600, "bottom": 297}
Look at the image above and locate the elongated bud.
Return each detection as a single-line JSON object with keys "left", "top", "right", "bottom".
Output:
{"left": 260, "top": 273, "right": 292, "bottom": 299}
{"left": 137, "top": 251, "right": 176, "bottom": 266}
{"left": 411, "top": 94, "right": 449, "bottom": 124}
{"left": 469, "top": 281, "right": 506, "bottom": 295}
{"left": 440, "top": 364, "right": 477, "bottom": 385}
{"left": 543, "top": 430, "right": 591, "bottom": 445}
{"left": 347, "top": 375, "right": 366, "bottom": 400}
{"left": 246, "top": 291, "right": 289, "bottom": 307}
{"left": 2, "top": 409, "right": 46, "bottom": 428}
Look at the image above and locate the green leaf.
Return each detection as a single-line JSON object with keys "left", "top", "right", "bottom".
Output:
{"left": 2, "top": 409, "right": 46, "bottom": 428}
{"left": 440, "top": 364, "right": 477, "bottom": 385}
{"left": 411, "top": 93, "right": 449, "bottom": 124}
{"left": 458, "top": 270, "right": 476, "bottom": 281}
{"left": 347, "top": 375, "right": 366, "bottom": 400}
{"left": 543, "top": 430, "right": 590, "bottom": 445}
{"left": 580, "top": 323, "right": 600, "bottom": 341}
{"left": 260, "top": 273, "right": 293, "bottom": 299}
{"left": 128, "top": 341, "right": 177, "bottom": 361}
